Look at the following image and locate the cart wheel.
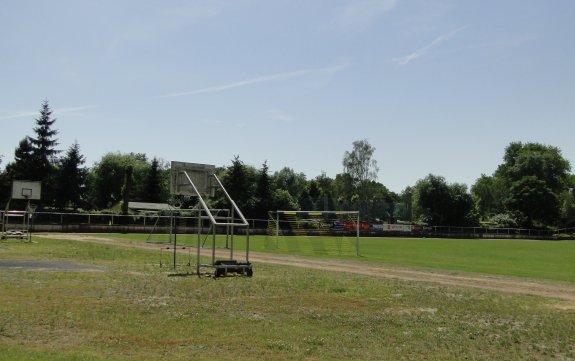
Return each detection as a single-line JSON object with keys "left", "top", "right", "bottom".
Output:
{"left": 247, "top": 268, "right": 253, "bottom": 277}
{"left": 214, "top": 268, "right": 223, "bottom": 278}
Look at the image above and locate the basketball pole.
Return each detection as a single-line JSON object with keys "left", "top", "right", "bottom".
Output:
{"left": 171, "top": 208, "right": 178, "bottom": 270}
{"left": 356, "top": 212, "right": 360, "bottom": 256}
{"left": 26, "top": 198, "right": 30, "bottom": 242}
{"left": 173, "top": 213, "right": 176, "bottom": 270}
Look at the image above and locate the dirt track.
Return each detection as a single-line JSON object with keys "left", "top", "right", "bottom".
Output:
{"left": 37, "top": 233, "right": 575, "bottom": 303}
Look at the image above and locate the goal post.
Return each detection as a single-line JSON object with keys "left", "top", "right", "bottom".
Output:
{"left": 267, "top": 210, "right": 360, "bottom": 256}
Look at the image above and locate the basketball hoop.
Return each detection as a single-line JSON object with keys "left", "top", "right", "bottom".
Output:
{"left": 11, "top": 181, "right": 41, "bottom": 200}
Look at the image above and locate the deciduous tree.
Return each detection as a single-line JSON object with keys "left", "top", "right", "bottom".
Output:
{"left": 413, "top": 174, "right": 477, "bottom": 226}
{"left": 496, "top": 142, "right": 570, "bottom": 194}
{"left": 342, "top": 139, "right": 379, "bottom": 215}
{"left": 272, "top": 167, "right": 307, "bottom": 200}
{"left": 505, "top": 176, "right": 559, "bottom": 227}
{"left": 86, "top": 152, "right": 150, "bottom": 210}
{"left": 471, "top": 174, "right": 506, "bottom": 218}
{"left": 495, "top": 142, "right": 571, "bottom": 227}
{"left": 343, "top": 139, "right": 378, "bottom": 187}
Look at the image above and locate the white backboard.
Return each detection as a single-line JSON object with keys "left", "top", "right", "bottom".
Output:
{"left": 170, "top": 161, "right": 215, "bottom": 197}
{"left": 12, "top": 180, "right": 42, "bottom": 200}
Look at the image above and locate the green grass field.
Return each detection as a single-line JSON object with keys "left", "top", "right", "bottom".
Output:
{"left": 1, "top": 234, "right": 574, "bottom": 360}
{"left": 113, "top": 233, "right": 575, "bottom": 283}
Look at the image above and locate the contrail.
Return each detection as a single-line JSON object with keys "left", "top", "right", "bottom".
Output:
{"left": 158, "top": 62, "right": 350, "bottom": 98}
{"left": 395, "top": 26, "right": 468, "bottom": 67}
{"left": 0, "top": 105, "right": 98, "bottom": 121}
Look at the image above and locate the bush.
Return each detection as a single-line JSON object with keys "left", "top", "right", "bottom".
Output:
{"left": 488, "top": 213, "right": 520, "bottom": 228}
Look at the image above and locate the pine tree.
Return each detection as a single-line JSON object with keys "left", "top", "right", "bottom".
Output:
{"left": 142, "top": 157, "right": 167, "bottom": 203}
{"left": 11, "top": 137, "right": 36, "bottom": 180}
{"left": 255, "top": 160, "right": 272, "bottom": 218}
{"left": 220, "top": 155, "right": 257, "bottom": 217}
{"left": 27, "top": 100, "right": 60, "bottom": 205}
{"left": 54, "top": 142, "right": 87, "bottom": 210}
{"left": 29, "top": 100, "right": 60, "bottom": 177}
{"left": 0, "top": 156, "right": 10, "bottom": 204}
{"left": 226, "top": 156, "right": 249, "bottom": 202}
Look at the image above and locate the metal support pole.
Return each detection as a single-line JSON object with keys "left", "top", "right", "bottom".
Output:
{"left": 230, "top": 207, "right": 235, "bottom": 260}
{"left": 26, "top": 200, "right": 30, "bottom": 242}
{"left": 196, "top": 207, "right": 202, "bottom": 275}
{"left": 276, "top": 212, "right": 279, "bottom": 248}
{"left": 172, "top": 212, "right": 177, "bottom": 269}
{"left": 226, "top": 222, "right": 230, "bottom": 252}
{"left": 246, "top": 227, "right": 250, "bottom": 263}
{"left": 23, "top": 200, "right": 28, "bottom": 236}
{"left": 211, "top": 222, "right": 216, "bottom": 264}
{"left": 356, "top": 212, "right": 360, "bottom": 256}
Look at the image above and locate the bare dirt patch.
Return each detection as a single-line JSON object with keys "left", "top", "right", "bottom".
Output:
{"left": 36, "top": 233, "right": 575, "bottom": 302}
{"left": 0, "top": 259, "right": 105, "bottom": 272}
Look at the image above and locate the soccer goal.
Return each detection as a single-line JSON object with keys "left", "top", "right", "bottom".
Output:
{"left": 267, "top": 210, "right": 361, "bottom": 256}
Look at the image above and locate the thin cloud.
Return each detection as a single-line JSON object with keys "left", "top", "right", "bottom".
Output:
{"left": 0, "top": 111, "right": 38, "bottom": 121}
{"left": 159, "top": 62, "right": 350, "bottom": 98}
{"left": 0, "top": 105, "right": 98, "bottom": 121}
{"left": 55, "top": 105, "right": 99, "bottom": 114}
{"left": 394, "top": 26, "right": 468, "bottom": 67}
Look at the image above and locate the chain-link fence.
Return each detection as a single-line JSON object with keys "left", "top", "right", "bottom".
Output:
{"left": 0, "top": 211, "right": 273, "bottom": 235}
{"left": 1, "top": 211, "right": 573, "bottom": 240}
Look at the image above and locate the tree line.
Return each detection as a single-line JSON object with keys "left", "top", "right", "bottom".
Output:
{"left": 1, "top": 101, "right": 574, "bottom": 229}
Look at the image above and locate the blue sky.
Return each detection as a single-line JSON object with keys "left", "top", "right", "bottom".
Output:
{"left": 1, "top": 0, "right": 574, "bottom": 193}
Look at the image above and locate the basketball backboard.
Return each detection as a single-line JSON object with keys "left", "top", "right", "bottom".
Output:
{"left": 170, "top": 161, "right": 215, "bottom": 197}
{"left": 12, "top": 180, "right": 41, "bottom": 200}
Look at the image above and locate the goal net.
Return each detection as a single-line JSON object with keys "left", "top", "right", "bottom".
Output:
{"left": 267, "top": 210, "right": 360, "bottom": 256}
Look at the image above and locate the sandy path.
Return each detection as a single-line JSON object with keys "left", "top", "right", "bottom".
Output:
{"left": 37, "top": 233, "right": 575, "bottom": 302}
